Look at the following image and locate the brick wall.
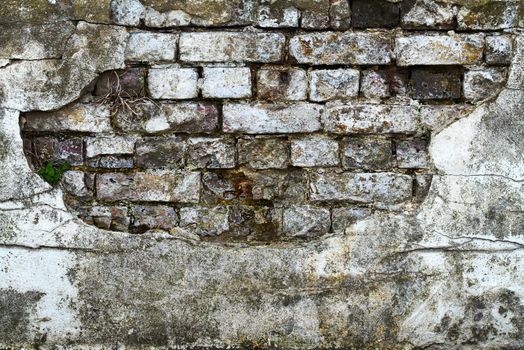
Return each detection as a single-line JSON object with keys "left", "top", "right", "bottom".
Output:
{"left": 21, "top": 0, "right": 514, "bottom": 241}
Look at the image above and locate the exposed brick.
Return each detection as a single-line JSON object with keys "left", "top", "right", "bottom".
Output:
{"left": 457, "top": 1, "right": 521, "bottom": 30}
{"left": 238, "top": 137, "right": 290, "bottom": 170}
{"left": 179, "top": 206, "right": 229, "bottom": 236}
{"left": 291, "top": 136, "right": 340, "bottom": 167}
{"left": 486, "top": 35, "right": 513, "bottom": 65}
{"left": 130, "top": 205, "right": 178, "bottom": 233}
{"left": 352, "top": 0, "right": 400, "bottom": 28}
{"left": 87, "top": 156, "right": 134, "bottom": 169}
{"left": 290, "top": 32, "right": 393, "bottom": 65}
{"left": 309, "top": 172, "right": 413, "bottom": 204}
{"left": 463, "top": 68, "right": 506, "bottom": 102}
{"left": 201, "top": 67, "right": 252, "bottom": 99}
{"left": 227, "top": 205, "right": 282, "bottom": 239}
{"left": 77, "top": 206, "right": 129, "bottom": 232}
{"left": 257, "top": 67, "right": 307, "bottom": 101}
{"left": 223, "top": 102, "right": 322, "bottom": 134}
{"left": 401, "top": 0, "right": 455, "bottom": 29}
{"left": 420, "top": 105, "right": 474, "bottom": 132}
{"left": 330, "top": 0, "right": 351, "bottom": 30}
{"left": 323, "top": 104, "right": 419, "bottom": 134}
{"left": 411, "top": 67, "right": 463, "bottom": 100}
{"left": 135, "top": 137, "right": 186, "bottom": 169}
{"left": 309, "top": 69, "right": 359, "bottom": 102}
{"left": 23, "top": 104, "right": 112, "bottom": 133}
{"left": 85, "top": 136, "right": 135, "bottom": 158}
{"left": 126, "top": 32, "right": 177, "bottom": 62}
{"left": 396, "top": 35, "right": 484, "bottom": 66}
{"left": 114, "top": 101, "right": 219, "bottom": 134}
{"left": 97, "top": 171, "right": 201, "bottom": 203}
{"left": 250, "top": 170, "right": 308, "bottom": 203}
{"left": 179, "top": 32, "right": 285, "bottom": 63}
{"left": 95, "top": 68, "right": 145, "bottom": 97}
{"left": 187, "top": 137, "right": 236, "bottom": 169}
{"left": 257, "top": 5, "right": 300, "bottom": 28}
{"left": 332, "top": 207, "right": 372, "bottom": 232}
{"left": 360, "top": 68, "right": 408, "bottom": 99}
{"left": 61, "top": 171, "right": 93, "bottom": 199}
{"left": 301, "top": 9, "right": 330, "bottom": 29}
{"left": 342, "top": 137, "right": 393, "bottom": 170}
{"left": 111, "top": 0, "right": 145, "bottom": 26}
{"left": 283, "top": 206, "right": 331, "bottom": 237}
{"left": 148, "top": 67, "right": 199, "bottom": 99}
{"left": 56, "top": 139, "right": 84, "bottom": 166}
{"left": 396, "top": 139, "right": 430, "bottom": 169}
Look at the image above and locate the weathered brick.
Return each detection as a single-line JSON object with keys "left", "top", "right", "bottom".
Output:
{"left": 95, "top": 68, "right": 145, "bottom": 97}
{"left": 111, "top": 0, "right": 145, "bottom": 26}
{"left": 411, "top": 67, "right": 463, "bottom": 100}
{"left": 323, "top": 104, "right": 419, "bottom": 134}
{"left": 223, "top": 102, "right": 322, "bottom": 134}
{"left": 301, "top": 8, "right": 330, "bottom": 29}
{"left": 201, "top": 67, "right": 252, "bottom": 99}
{"left": 396, "top": 35, "right": 484, "bottom": 66}
{"left": 310, "top": 172, "right": 413, "bottom": 204}
{"left": 227, "top": 205, "right": 282, "bottom": 239}
{"left": 283, "top": 206, "right": 331, "bottom": 237}
{"left": 130, "top": 205, "right": 178, "bottom": 233}
{"left": 309, "top": 69, "right": 359, "bottom": 102}
{"left": 238, "top": 137, "right": 290, "bottom": 170}
{"left": 144, "top": 7, "right": 192, "bottom": 27}
{"left": 61, "top": 171, "right": 93, "bottom": 199}
{"left": 179, "top": 32, "right": 285, "bottom": 63}
{"left": 291, "top": 136, "right": 339, "bottom": 167}
{"left": 200, "top": 170, "right": 308, "bottom": 205}
{"left": 419, "top": 105, "right": 474, "bottom": 132}
{"left": 85, "top": 136, "right": 135, "bottom": 158}
{"left": 135, "top": 137, "right": 186, "bottom": 169}
{"left": 396, "top": 139, "right": 430, "bottom": 169}
{"left": 401, "top": 0, "right": 455, "bottom": 29}
{"left": 87, "top": 156, "right": 134, "bottom": 169}
{"left": 463, "top": 68, "right": 506, "bottom": 101}
{"left": 332, "top": 207, "right": 372, "bottom": 232}
{"left": 187, "top": 137, "right": 236, "bottom": 169}
{"left": 330, "top": 0, "right": 351, "bottom": 29}
{"left": 77, "top": 206, "right": 129, "bottom": 232}
{"left": 486, "top": 35, "right": 513, "bottom": 65}
{"left": 126, "top": 32, "right": 177, "bottom": 62}
{"left": 352, "top": 0, "right": 400, "bottom": 28}
{"left": 179, "top": 206, "right": 229, "bottom": 236}
{"left": 257, "top": 4, "right": 300, "bottom": 28}
{"left": 414, "top": 174, "right": 433, "bottom": 202}
{"left": 290, "top": 32, "right": 393, "bottom": 65}
{"left": 257, "top": 67, "right": 307, "bottom": 101}
{"left": 360, "top": 68, "right": 408, "bottom": 99}
{"left": 23, "top": 104, "right": 112, "bottom": 133}
{"left": 114, "top": 101, "right": 219, "bottom": 134}
{"left": 249, "top": 170, "right": 308, "bottom": 203}
{"left": 457, "top": 1, "right": 521, "bottom": 30}
{"left": 97, "top": 171, "right": 200, "bottom": 203}
{"left": 148, "top": 67, "right": 199, "bottom": 99}
{"left": 55, "top": 139, "right": 84, "bottom": 166}
{"left": 343, "top": 137, "right": 393, "bottom": 170}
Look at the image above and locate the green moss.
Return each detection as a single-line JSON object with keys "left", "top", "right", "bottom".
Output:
{"left": 38, "top": 161, "right": 70, "bottom": 185}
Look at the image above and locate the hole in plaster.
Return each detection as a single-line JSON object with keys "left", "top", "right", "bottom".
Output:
{"left": 17, "top": 30, "right": 510, "bottom": 244}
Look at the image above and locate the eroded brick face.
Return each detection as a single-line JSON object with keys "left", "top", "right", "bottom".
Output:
{"left": 21, "top": 0, "right": 514, "bottom": 242}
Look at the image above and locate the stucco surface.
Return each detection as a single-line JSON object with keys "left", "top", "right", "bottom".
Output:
{"left": 0, "top": 2, "right": 523, "bottom": 349}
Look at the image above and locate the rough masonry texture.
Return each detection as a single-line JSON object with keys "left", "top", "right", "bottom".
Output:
{"left": 1, "top": 0, "right": 524, "bottom": 349}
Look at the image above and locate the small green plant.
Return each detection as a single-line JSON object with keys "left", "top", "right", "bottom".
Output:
{"left": 38, "top": 161, "right": 71, "bottom": 185}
